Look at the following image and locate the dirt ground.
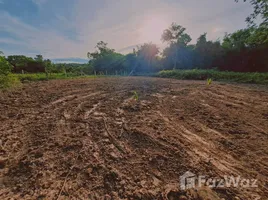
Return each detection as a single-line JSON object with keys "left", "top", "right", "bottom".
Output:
{"left": 0, "top": 77, "right": 268, "bottom": 200}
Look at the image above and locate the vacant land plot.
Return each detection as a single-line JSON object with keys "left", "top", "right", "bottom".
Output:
{"left": 0, "top": 77, "right": 268, "bottom": 200}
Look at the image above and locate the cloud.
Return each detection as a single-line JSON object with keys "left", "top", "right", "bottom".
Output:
{"left": 0, "top": 0, "right": 253, "bottom": 59}
{"left": 31, "top": 0, "right": 47, "bottom": 7}
{"left": 0, "top": 38, "right": 27, "bottom": 46}
{"left": 0, "top": 11, "right": 84, "bottom": 58}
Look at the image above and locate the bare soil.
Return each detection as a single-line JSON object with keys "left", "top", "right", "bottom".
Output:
{"left": 0, "top": 77, "right": 268, "bottom": 200}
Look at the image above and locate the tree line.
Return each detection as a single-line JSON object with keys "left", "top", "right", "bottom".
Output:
{"left": 87, "top": 24, "right": 267, "bottom": 74}
{"left": 0, "top": 53, "right": 93, "bottom": 75}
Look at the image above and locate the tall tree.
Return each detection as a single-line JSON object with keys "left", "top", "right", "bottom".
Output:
{"left": 87, "top": 41, "right": 125, "bottom": 73}
{"left": 162, "top": 23, "right": 191, "bottom": 69}
{"left": 136, "top": 43, "right": 159, "bottom": 71}
{"left": 195, "top": 33, "right": 223, "bottom": 69}
{"left": 87, "top": 41, "right": 115, "bottom": 59}
{"left": 34, "top": 55, "right": 43, "bottom": 62}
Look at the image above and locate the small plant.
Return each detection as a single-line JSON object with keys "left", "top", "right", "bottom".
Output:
{"left": 132, "top": 91, "right": 139, "bottom": 101}
{"left": 207, "top": 78, "right": 212, "bottom": 85}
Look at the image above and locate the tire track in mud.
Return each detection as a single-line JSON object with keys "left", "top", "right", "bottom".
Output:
{"left": 153, "top": 93, "right": 266, "bottom": 199}
{"left": 155, "top": 107, "right": 239, "bottom": 175}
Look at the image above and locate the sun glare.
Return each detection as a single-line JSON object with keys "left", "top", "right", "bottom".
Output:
{"left": 139, "top": 15, "right": 170, "bottom": 44}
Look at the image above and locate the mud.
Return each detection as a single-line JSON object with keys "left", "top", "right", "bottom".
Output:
{"left": 0, "top": 77, "right": 268, "bottom": 200}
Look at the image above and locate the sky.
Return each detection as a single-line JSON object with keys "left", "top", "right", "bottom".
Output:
{"left": 0, "top": 0, "right": 253, "bottom": 63}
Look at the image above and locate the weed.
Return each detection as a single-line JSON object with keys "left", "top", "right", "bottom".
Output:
{"left": 207, "top": 78, "right": 212, "bottom": 85}
{"left": 132, "top": 91, "right": 139, "bottom": 101}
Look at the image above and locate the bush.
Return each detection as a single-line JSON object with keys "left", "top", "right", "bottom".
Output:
{"left": 0, "top": 55, "right": 19, "bottom": 88}
{"left": 0, "top": 56, "right": 12, "bottom": 75}
{"left": 0, "top": 75, "right": 20, "bottom": 89}
{"left": 157, "top": 69, "right": 268, "bottom": 84}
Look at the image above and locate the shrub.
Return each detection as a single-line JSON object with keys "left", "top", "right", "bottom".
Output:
{"left": 0, "top": 75, "right": 20, "bottom": 89}
{"left": 0, "top": 55, "right": 19, "bottom": 88}
{"left": 157, "top": 69, "right": 268, "bottom": 84}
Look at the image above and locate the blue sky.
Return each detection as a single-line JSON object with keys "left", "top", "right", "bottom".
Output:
{"left": 0, "top": 0, "right": 252, "bottom": 63}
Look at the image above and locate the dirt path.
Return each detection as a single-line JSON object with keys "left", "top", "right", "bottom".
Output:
{"left": 0, "top": 77, "right": 267, "bottom": 200}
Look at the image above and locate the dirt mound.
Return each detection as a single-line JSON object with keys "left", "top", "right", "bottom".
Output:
{"left": 0, "top": 77, "right": 267, "bottom": 199}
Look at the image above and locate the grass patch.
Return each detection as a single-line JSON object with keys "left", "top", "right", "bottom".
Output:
{"left": 157, "top": 69, "right": 268, "bottom": 84}
{"left": 0, "top": 75, "right": 20, "bottom": 89}
{"left": 12, "top": 73, "right": 75, "bottom": 82}
{"left": 9, "top": 73, "right": 103, "bottom": 82}
{"left": 0, "top": 73, "right": 100, "bottom": 89}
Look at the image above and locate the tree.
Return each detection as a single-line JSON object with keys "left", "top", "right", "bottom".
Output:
{"left": 87, "top": 41, "right": 115, "bottom": 59}
{"left": 124, "top": 51, "right": 138, "bottom": 74}
{"left": 0, "top": 52, "right": 12, "bottom": 76}
{"left": 6, "top": 55, "right": 32, "bottom": 72}
{"left": 194, "top": 33, "right": 224, "bottom": 69}
{"left": 236, "top": 0, "right": 268, "bottom": 26}
{"left": 44, "top": 59, "right": 56, "bottom": 74}
{"left": 88, "top": 41, "right": 126, "bottom": 73}
{"left": 222, "top": 29, "right": 252, "bottom": 50}
{"left": 6, "top": 55, "right": 46, "bottom": 73}
{"left": 247, "top": 25, "right": 268, "bottom": 46}
{"left": 136, "top": 43, "right": 159, "bottom": 71}
{"left": 162, "top": 23, "right": 192, "bottom": 69}
{"left": 34, "top": 55, "right": 43, "bottom": 62}
{"left": 222, "top": 26, "right": 268, "bottom": 50}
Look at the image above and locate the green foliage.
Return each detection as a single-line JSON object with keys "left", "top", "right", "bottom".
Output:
{"left": 162, "top": 23, "right": 192, "bottom": 46}
{"left": 162, "top": 23, "right": 192, "bottom": 69}
{"left": 7, "top": 55, "right": 33, "bottom": 67}
{"left": 158, "top": 69, "right": 268, "bottom": 84}
{"left": 0, "top": 55, "right": 12, "bottom": 76}
{"left": 11, "top": 73, "right": 97, "bottom": 83}
{"left": 195, "top": 33, "right": 223, "bottom": 69}
{"left": 235, "top": 0, "right": 268, "bottom": 26}
{"left": 0, "top": 75, "right": 20, "bottom": 89}
{"left": 207, "top": 78, "right": 212, "bottom": 85}
{"left": 88, "top": 41, "right": 127, "bottom": 74}
{"left": 87, "top": 41, "right": 115, "bottom": 59}
{"left": 132, "top": 91, "right": 139, "bottom": 101}
{"left": 136, "top": 43, "right": 160, "bottom": 72}
{"left": 34, "top": 55, "right": 43, "bottom": 62}
{"left": 44, "top": 59, "right": 55, "bottom": 73}
{"left": 0, "top": 52, "right": 19, "bottom": 88}
{"left": 6, "top": 55, "right": 45, "bottom": 73}
{"left": 85, "top": 25, "right": 267, "bottom": 74}
{"left": 222, "top": 26, "right": 268, "bottom": 50}
{"left": 247, "top": 25, "right": 268, "bottom": 46}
